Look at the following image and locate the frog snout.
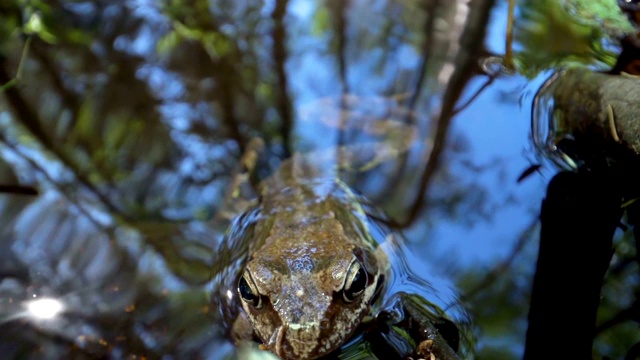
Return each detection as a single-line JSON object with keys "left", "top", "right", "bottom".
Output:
{"left": 270, "top": 321, "right": 326, "bottom": 360}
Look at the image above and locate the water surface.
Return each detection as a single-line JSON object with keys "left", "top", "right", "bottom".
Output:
{"left": 2, "top": 0, "right": 627, "bottom": 358}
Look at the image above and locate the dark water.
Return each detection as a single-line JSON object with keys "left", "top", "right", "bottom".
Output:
{"left": 0, "top": 0, "right": 635, "bottom": 359}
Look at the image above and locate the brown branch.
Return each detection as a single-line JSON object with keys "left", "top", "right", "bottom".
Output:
{"left": 327, "top": 0, "right": 350, "bottom": 174}
{"left": 216, "top": 59, "right": 246, "bottom": 153}
{"left": 504, "top": 0, "right": 516, "bottom": 70}
{"left": 271, "top": 0, "right": 293, "bottom": 157}
{"left": 397, "top": 0, "right": 495, "bottom": 227}
{"left": 328, "top": 0, "right": 350, "bottom": 94}
{"left": 524, "top": 171, "right": 623, "bottom": 359}
{"left": 406, "top": 0, "right": 439, "bottom": 116}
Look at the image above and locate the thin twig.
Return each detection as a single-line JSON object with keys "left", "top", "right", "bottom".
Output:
{"left": 0, "top": 184, "right": 38, "bottom": 195}
{"left": 607, "top": 104, "right": 621, "bottom": 143}
{"left": 451, "top": 73, "right": 497, "bottom": 116}
{"left": 0, "top": 36, "right": 31, "bottom": 92}
{"left": 271, "top": 0, "right": 293, "bottom": 158}
{"left": 504, "top": 0, "right": 516, "bottom": 70}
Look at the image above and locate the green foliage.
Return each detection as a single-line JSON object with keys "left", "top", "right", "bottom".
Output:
{"left": 591, "top": 230, "right": 640, "bottom": 359}
{"left": 563, "top": 0, "right": 635, "bottom": 38}
{"left": 456, "top": 228, "right": 538, "bottom": 359}
{"left": 514, "top": 0, "right": 620, "bottom": 77}
{"left": 23, "top": 12, "right": 57, "bottom": 44}
{"left": 158, "top": 21, "right": 231, "bottom": 59}
{"left": 312, "top": 6, "right": 331, "bottom": 37}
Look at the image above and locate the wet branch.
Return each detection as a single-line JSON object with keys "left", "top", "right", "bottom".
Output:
{"left": 524, "top": 171, "right": 622, "bottom": 359}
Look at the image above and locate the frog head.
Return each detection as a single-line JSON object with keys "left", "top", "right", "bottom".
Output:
{"left": 236, "top": 221, "right": 384, "bottom": 359}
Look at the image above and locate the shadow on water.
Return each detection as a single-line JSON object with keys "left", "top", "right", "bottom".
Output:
{"left": 1, "top": 0, "right": 638, "bottom": 359}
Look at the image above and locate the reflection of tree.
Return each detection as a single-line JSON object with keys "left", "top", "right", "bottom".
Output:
{"left": 0, "top": 2, "right": 184, "bottom": 219}
{"left": 0, "top": 59, "right": 124, "bottom": 217}
{"left": 513, "top": 0, "right": 620, "bottom": 77}
{"left": 272, "top": 0, "right": 294, "bottom": 157}
{"left": 395, "top": 0, "right": 495, "bottom": 226}
{"left": 0, "top": 0, "right": 509, "bottom": 357}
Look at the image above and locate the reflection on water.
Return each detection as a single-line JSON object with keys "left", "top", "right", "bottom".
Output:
{"left": 5, "top": 0, "right": 626, "bottom": 358}
{"left": 24, "top": 298, "right": 64, "bottom": 320}
{"left": 530, "top": 71, "right": 576, "bottom": 170}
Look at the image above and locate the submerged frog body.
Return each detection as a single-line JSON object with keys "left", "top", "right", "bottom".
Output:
{"left": 235, "top": 179, "right": 387, "bottom": 359}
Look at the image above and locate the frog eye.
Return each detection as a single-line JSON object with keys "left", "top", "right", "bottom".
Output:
{"left": 342, "top": 261, "right": 368, "bottom": 303}
{"left": 238, "top": 271, "right": 262, "bottom": 309}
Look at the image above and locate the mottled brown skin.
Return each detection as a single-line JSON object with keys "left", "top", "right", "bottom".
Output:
{"left": 233, "top": 172, "right": 388, "bottom": 360}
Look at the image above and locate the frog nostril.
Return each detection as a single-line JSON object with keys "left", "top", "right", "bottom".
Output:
{"left": 320, "top": 319, "right": 330, "bottom": 330}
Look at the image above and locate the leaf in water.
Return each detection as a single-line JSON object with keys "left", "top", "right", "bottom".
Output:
{"left": 203, "top": 32, "right": 231, "bottom": 58}
{"left": 312, "top": 6, "right": 330, "bottom": 37}
{"left": 0, "top": 79, "right": 17, "bottom": 92}
{"left": 157, "top": 30, "right": 180, "bottom": 56}
{"left": 514, "top": 0, "right": 618, "bottom": 77}
{"left": 104, "top": 115, "right": 133, "bottom": 154}
{"left": 24, "top": 12, "right": 58, "bottom": 44}
{"left": 74, "top": 96, "right": 97, "bottom": 142}
{"left": 516, "top": 164, "right": 541, "bottom": 183}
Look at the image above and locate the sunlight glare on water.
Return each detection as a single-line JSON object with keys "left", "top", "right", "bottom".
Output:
{"left": 25, "top": 297, "right": 64, "bottom": 320}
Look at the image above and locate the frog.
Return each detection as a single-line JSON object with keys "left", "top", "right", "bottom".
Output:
{"left": 211, "top": 95, "right": 466, "bottom": 360}
{"left": 233, "top": 177, "right": 386, "bottom": 359}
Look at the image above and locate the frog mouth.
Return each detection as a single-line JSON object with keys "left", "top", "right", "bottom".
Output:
{"left": 268, "top": 322, "right": 324, "bottom": 360}
{"left": 268, "top": 323, "right": 288, "bottom": 358}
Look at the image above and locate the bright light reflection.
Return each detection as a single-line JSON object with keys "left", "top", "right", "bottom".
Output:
{"left": 25, "top": 298, "right": 64, "bottom": 320}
